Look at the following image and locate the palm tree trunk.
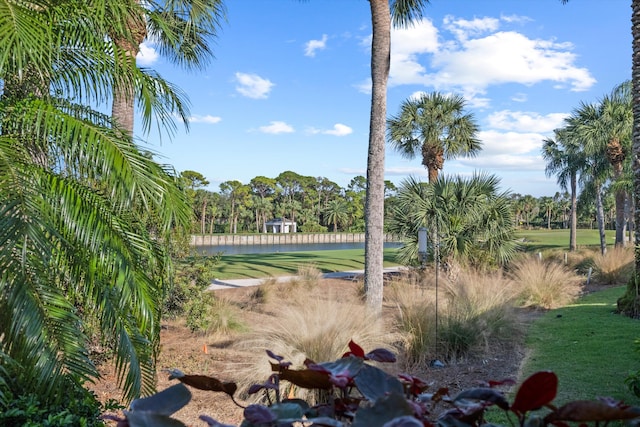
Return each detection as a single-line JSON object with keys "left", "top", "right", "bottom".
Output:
{"left": 364, "top": 0, "right": 390, "bottom": 312}
{"left": 570, "top": 171, "right": 577, "bottom": 251}
{"left": 201, "top": 199, "right": 207, "bottom": 234}
{"left": 595, "top": 183, "right": 607, "bottom": 255}
{"left": 615, "top": 187, "right": 627, "bottom": 247}
{"left": 623, "top": 0, "right": 640, "bottom": 316}
{"left": 111, "top": 7, "right": 146, "bottom": 136}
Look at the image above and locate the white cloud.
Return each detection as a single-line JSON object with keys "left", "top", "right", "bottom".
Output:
{"left": 442, "top": 15, "right": 500, "bottom": 41}
{"left": 190, "top": 114, "right": 222, "bottom": 124}
{"left": 235, "top": 72, "right": 274, "bottom": 99}
{"left": 305, "top": 34, "right": 328, "bottom": 57}
{"left": 478, "top": 129, "right": 544, "bottom": 156}
{"left": 259, "top": 121, "right": 294, "bottom": 134}
{"left": 462, "top": 153, "right": 545, "bottom": 171}
{"left": 324, "top": 123, "right": 353, "bottom": 136}
{"left": 387, "top": 15, "right": 596, "bottom": 102}
{"left": 136, "top": 41, "right": 159, "bottom": 66}
{"left": 487, "top": 111, "right": 568, "bottom": 133}
{"left": 390, "top": 18, "right": 439, "bottom": 85}
{"left": 431, "top": 31, "right": 595, "bottom": 93}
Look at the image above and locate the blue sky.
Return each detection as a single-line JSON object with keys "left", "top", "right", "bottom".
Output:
{"left": 136, "top": 0, "right": 631, "bottom": 198}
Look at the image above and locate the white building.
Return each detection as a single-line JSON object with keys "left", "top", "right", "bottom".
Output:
{"left": 265, "top": 218, "right": 297, "bottom": 233}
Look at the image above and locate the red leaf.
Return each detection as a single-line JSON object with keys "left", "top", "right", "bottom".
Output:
{"left": 511, "top": 371, "right": 558, "bottom": 414}
{"left": 342, "top": 339, "right": 366, "bottom": 358}
{"left": 174, "top": 374, "right": 237, "bottom": 398}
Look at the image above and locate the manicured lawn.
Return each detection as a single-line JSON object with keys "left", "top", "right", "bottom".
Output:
{"left": 521, "top": 286, "right": 639, "bottom": 404}
{"left": 211, "top": 248, "right": 400, "bottom": 280}
{"left": 515, "top": 228, "right": 616, "bottom": 252}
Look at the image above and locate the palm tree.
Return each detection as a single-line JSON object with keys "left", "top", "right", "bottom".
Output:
{"left": 388, "top": 174, "right": 518, "bottom": 270}
{"left": 564, "top": 101, "right": 613, "bottom": 255}
{"left": 388, "top": 92, "right": 481, "bottom": 183}
{"left": 364, "top": 0, "right": 430, "bottom": 311}
{"left": 108, "top": 0, "right": 226, "bottom": 135}
{"left": 324, "top": 199, "right": 349, "bottom": 232}
{"left": 0, "top": 0, "right": 190, "bottom": 403}
{"left": 542, "top": 127, "right": 584, "bottom": 251}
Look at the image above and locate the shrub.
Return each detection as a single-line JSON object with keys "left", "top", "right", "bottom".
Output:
{"left": 165, "top": 255, "right": 219, "bottom": 318}
{"left": 509, "top": 254, "right": 583, "bottom": 309}
{"left": 592, "top": 246, "right": 634, "bottom": 285}
{"left": 625, "top": 339, "right": 640, "bottom": 398}
{"left": 0, "top": 386, "right": 115, "bottom": 427}
{"left": 185, "top": 294, "right": 245, "bottom": 335}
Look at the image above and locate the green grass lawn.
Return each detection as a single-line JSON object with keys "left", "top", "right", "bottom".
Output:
{"left": 521, "top": 286, "right": 639, "bottom": 405}
{"left": 210, "top": 248, "right": 400, "bottom": 280}
{"left": 515, "top": 228, "right": 616, "bottom": 252}
{"left": 486, "top": 286, "right": 640, "bottom": 425}
{"left": 207, "top": 228, "right": 614, "bottom": 279}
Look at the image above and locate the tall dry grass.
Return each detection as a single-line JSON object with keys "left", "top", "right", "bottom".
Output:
{"left": 233, "top": 284, "right": 397, "bottom": 403}
{"left": 508, "top": 254, "right": 583, "bottom": 309}
{"left": 592, "top": 246, "right": 634, "bottom": 285}
{"left": 439, "top": 269, "right": 522, "bottom": 360}
{"left": 387, "top": 268, "right": 521, "bottom": 365}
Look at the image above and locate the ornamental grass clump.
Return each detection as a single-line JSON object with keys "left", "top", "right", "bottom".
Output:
{"left": 233, "top": 295, "right": 397, "bottom": 403}
{"left": 386, "top": 276, "right": 436, "bottom": 368}
{"left": 389, "top": 268, "right": 520, "bottom": 365}
{"left": 509, "top": 254, "right": 583, "bottom": 309}
{"left": 439, "top": 269, "right": 522, "bottom": 360}
{"left": 592, "top": 246, "right": 634, "bottom": 285}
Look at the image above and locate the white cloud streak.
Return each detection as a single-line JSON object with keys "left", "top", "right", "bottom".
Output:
{"left": 259, "top": 121, "right": 294, "bottom": 134}
{"left": 190, "top": 115, "right": 222, "bottom": 124}
{"left": 305, "top": 34, "right": 328, "bottom": 57}
{"left": 235, "top": 72, "right": 274, "bottom": 99}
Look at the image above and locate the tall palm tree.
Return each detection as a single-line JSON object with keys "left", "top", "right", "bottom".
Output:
{"left": 388, "top": 92, "right": 481, "bottom": 183}
{"left": 108, "top": 0, "right": 226, "bottom": 135}
{"left": 364, "top": 0, "right": 430, "bottom": 311}
{"left": 569, "top": 88, "right": 632, "bottom": 249}
{"left": 542, "top": 127, "right": 584, "bottom": 251}
{"left": 564, "top": 101, "right": 613, "bottom": 255}
{"left": 0, "top": 0, "right": 191, "bottom": 403}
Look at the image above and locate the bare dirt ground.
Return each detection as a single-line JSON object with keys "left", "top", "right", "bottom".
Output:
{"left": 96, "top": 277, "right": 548, "bottom": 427}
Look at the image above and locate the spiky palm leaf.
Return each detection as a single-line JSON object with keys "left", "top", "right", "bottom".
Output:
{"left": 0, "top": 0, "right": 190, "bottom": 403}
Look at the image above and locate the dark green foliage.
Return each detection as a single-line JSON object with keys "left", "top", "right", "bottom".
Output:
{"left": 106, "top": 340, "right": 640, "bottom": 427}
{"left": 625, "top": 339, "right": 640, "bottom": 398}
{"left": 617, "top": 275, "right": 640, "bottom": 318}
{"left": 165, "top": 255, "right": 219, "bottom": 318}
{"left": 0, "top": 387, "right": 117, "bottom": 427}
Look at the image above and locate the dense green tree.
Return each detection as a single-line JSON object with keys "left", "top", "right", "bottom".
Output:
{"left": 219, "top": 180, "right": 250, "bottom": 233}
{"left": 0, "top": 0, "right": 190, "bottom": 403}
{"left": 387, "top": 92, "right": 481, "bottom": 183}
